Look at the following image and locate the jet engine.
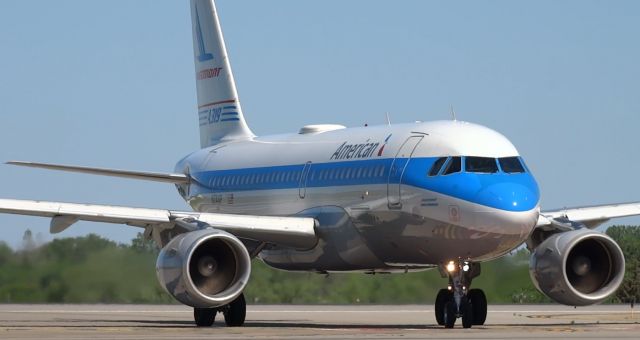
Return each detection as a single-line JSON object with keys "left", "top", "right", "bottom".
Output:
{"left": 529, "top": 228, "right": 625, "bottom": 306}
{"left": 156, "top": 228, "right": 251, "bottom": 308}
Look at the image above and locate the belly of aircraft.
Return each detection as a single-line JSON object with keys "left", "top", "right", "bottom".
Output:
{"left": 189, "top": 184, "right": 535, "bottom": 272}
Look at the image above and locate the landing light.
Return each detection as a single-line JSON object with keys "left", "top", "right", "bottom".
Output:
{"left": 446, "top": 261, "right": 456, "bottom": 272}
{"left": 462, "top": 263, "right": 470, "bottom": 272}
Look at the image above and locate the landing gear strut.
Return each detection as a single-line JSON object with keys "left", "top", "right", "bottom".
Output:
{"left": 434, "top": 260, "right": 486, "bottom": 328}
{"left": 193, "top": 293, "right": 246, "bottom": 327}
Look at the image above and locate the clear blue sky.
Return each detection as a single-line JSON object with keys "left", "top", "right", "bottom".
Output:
{"left": 0, "top": 0, "right": 639, "bottom": 248}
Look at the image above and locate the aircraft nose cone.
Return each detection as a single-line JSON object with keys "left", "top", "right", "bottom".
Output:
{"left": 472, "top": 177, "right": 540, "bottom": 243}
{"left": 477, "top": 179, "right": 539, "bottom": 212}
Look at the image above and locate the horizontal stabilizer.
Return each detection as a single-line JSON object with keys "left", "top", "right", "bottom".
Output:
{"left": 7, "top": 161, "right": 189, "bottom": 184}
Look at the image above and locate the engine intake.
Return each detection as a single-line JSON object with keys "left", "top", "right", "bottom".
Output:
{"left": 156, "top": 229, "right": 251, "bottom": 308}
{"left": 529, "top": 228, "right": 625, "bottom": 306}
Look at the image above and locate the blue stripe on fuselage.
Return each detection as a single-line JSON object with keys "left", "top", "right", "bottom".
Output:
{"left": 190, "top": 157, "right": 539, "bottom": 212}
{"left": 192, "top": 159, "right": 394, "bottom": 193}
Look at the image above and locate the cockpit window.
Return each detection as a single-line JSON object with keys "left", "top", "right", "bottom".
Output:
{"left": 428, "top": 157, "right": 448, "bottom": 176}
{"left": 466, "top": 157, "right": 498, "bottom": 173}
{"left": 499, "top": 157, "right": 526, "bottom": 173}
{"left": 443, "top": 157, "right": 461, "bottom": 175}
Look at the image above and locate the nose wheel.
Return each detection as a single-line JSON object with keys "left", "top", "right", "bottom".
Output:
{"left": 435, "top": 260, "right": 486, "bottom": 328}
{"left": 468, "top": 288, "right": 487, "bottom": 325}
{"left": 435, "top": 288, "right": 453, "bottom": 325}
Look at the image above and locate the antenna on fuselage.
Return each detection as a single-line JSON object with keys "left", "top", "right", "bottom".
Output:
{"left": 385, "top": 112, "right": 391, "bottom": 126}
{"left": 450, "top": 105, "right": 457, "bottom": 121}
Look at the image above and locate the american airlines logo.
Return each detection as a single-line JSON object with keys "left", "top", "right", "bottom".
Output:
{"left": 330, "top": 140, "right": 382, "bottom": 160}
{"left": 329, "top": 134, "right": 392, "bottom": 160}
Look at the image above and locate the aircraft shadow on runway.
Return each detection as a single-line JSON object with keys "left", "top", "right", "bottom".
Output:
{"left": 20, "top": 318, "right": 634, "bottom": 330}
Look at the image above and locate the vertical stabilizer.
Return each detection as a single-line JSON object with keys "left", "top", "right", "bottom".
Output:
{"left": 190, "top": 0, "right": 254, "bottom": 147}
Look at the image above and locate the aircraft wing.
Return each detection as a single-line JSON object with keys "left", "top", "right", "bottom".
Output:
{"left": 537, "top": 202, "right": 640, "bottom": 230}
{"left": 0, "top": 198, "right": 317, "bottom": 249}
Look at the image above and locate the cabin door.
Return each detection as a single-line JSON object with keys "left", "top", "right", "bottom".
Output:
{"left": 387, "top": 136, "right": 423, "bottom": 209}
{"left": 299, "top": 161, "right": 312, "bottom": 198}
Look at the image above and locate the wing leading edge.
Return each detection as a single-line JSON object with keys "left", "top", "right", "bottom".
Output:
{"left": 537, "top": 202, "right": 640, "bottom": 230}
{"left": 0, "top": 198, "right": 317, "bottom": 250}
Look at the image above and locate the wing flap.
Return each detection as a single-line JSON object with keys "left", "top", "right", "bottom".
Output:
{"left": 174, "top": 211, "right": 317, "bottom": 249}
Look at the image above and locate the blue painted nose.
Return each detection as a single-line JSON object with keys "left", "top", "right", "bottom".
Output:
{"left": 476, "top": 175, "right": 540, "bottom": 212}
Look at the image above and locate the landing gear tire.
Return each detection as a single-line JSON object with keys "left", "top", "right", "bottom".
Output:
{"left": 435, "top": 288, "right": 452, "bottom": 326}
{"left": 460, "top": 299, "right": 473, "bottom": 329}
{"left": 443, "top": 300, "right": 457, "bottom": 329}
{"left": 224, "top": 293, "right": 246, "bottom": 327}
{"left": 469, "top": 288, "right": 487, "bottom": 325}
{"left": 194, "top": 307, "right": 216, "bottom": 327}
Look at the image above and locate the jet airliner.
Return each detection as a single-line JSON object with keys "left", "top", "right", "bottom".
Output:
{"left": 1, "top": 0, "right": 639, "bottom": 329}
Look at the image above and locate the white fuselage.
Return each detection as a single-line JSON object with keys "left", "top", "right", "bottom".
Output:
{"left": 175, "top": 120, "right": 540, "bottom": 272}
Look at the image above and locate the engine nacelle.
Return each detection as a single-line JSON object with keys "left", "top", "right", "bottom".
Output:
{"left": 156, "top": 229, "right": 251, "bottom": 308}
{"left": 529, "top": 228, "right": 625, "bottom": 306}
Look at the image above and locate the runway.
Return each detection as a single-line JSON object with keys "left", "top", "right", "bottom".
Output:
{"left": 0, "top": 304, "right": 638, "bottom": 339}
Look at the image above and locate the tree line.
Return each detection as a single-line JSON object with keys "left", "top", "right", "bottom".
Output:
{"left": 0, "top": 226, "right": 637, "bottom": 304}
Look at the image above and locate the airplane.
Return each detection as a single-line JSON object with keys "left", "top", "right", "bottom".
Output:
{"left": 1, "top": 0, "right": 639, "bottom": 329}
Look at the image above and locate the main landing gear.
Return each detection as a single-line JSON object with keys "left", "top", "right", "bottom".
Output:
{"left": 434, "top": 260, "right": 487, "bottom": 329}
{"left": 193, "top": 293, "right": 246, "bottom": 327}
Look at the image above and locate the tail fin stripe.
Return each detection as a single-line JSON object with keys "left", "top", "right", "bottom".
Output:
{"left": 197, "top": 98, "right": 237, "bottom": 109}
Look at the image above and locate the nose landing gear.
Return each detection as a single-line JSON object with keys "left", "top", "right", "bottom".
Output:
{"left": 435, "top": 260, "right": 486, "bottom": 328}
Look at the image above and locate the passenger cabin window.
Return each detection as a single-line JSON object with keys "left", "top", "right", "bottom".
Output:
{"left": 499, "top": 157, "right": 526, "bottom": 173}
{"left": 367, "top": 167, "right": 374, "bottom": 178}
{"left": 428, "top": 157, "right": 448, "bottom": 176}
{"left": 443, "top": 157, "right": 461, "bottom": 175}
{"left": 466, "top": 157, "right": 498, "bottom": 173}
